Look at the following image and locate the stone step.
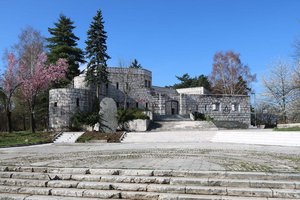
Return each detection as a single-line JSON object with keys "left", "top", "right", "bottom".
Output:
{"left": 1, "top": 167, "right": 300, "bottom": 181}
{"left": 53, "top": 132, "right": 84, "bottom": 143}
{"left": 148, "top": 120, "right": 218, "bottom": 132}
{"left": 0, "top": 172, "right": 299, "bottom": 190}
{"left": 1, "top": 185, "right": 300, "bottom": 199}
{"left": 0, "top": 193, "right": 121, "bottom": 200}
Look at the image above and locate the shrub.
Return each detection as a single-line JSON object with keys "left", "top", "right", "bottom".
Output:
{"left": 117, "top": 108, "right": 149, "bottom": 130}
{"left": 70, "top": 111, "right": 100, "bottom": 130}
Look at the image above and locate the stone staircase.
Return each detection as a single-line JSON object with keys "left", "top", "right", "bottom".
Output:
{"left": 53, "top": 132, "right": 85, "bottom": 144}
{"left": 0, "top": 166, "right": 300, "bottom": 200}
{"left": 148, "top": 121, "right": 218, "bottom": 132}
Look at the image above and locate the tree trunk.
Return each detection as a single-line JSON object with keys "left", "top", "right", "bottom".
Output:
{"left": 30, "top": 112, "right": 35, "bottom": 133}
{"left": 7, "top": 111, "right": 12, "bottom": 133}
{"left": 23, "top": 113, "right": 26, "bottom": 131}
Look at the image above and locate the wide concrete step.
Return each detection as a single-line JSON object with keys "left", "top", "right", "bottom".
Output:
{"left": 0, "top": 193, "right": 120, "bottom": 199}
{"left": 148, "top": 121, "right": 218, "bottom": 132}
{"left": 1, "top": 185, "right": 300, "bottom": 199}
{"left": 0, "top": 172, "right": 299, "bottom": 190}
{"left": 1, "top": 166, "right": 300, "bottom": 181}
{"left": 0, "top": 166, "right": 300, "bottom": 199}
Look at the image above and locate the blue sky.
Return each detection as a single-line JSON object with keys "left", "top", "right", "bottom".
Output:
{"left": 0, "top": 0, "right": 300, "bottom": 94}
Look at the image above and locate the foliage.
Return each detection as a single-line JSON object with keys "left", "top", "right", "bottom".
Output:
{"left": 18, "top": 53, "right": 68, "bottom": 133}
{"left": 47, "top": 14, "right": 85, "bottom": 84}
{"left": 192, "top": 111, "right": 213, "bottom": 121}
{"left": 172, "top": 73, "right": 211, "bottom": 90}
{"left": 0, "top": 131, "right": 55, "bottom": 148}
{"left": 274, "top": 127, "right": 300, "bottom": 131}
{"left": 85, "top": 9, "right": 110, "bottom": 90}
{"left": 0, "top": 53, "right": 22, "bottom": 132}
{"left": 210, "top": 51, "right": 256, "bottom": 95}
{"left": 129, "top": 59, "right": 142, "bottom": 69}
{"left": 117, "top": 108, "right": 149, "bottom": 130}
{"left": 70, "top": 111, "right": 100, "bottom": 130}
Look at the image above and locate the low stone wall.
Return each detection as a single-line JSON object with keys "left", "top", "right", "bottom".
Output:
{"left": 127, "top": 119, "right": 150, "bottom": 132}
{"left": 277, "top": 123, "right": 300, "bottom": 128}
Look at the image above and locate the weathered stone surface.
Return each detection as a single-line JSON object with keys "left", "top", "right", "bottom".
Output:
{"left": 99, "top": 97, "right": 118, "bottom": 133}
{"left": 51, "top": 188, "right": 85, "bottom": 197}
{"left": 71, "top": 174, "right": 101, "bottom": 181}
{"left": 89, "top": 169, "right": 119, "bottom": 175}
{"left": 11, "top": 173, "right": 50, "bottom": 180}
{"left": 77, "top": 182, "right": 111, "bottom": 190}
{"left": 0, "top": 193, "right": 29, "bottom": 200}
{"left": 186, "top": 186, "right": 227, "bottom": 195}
{"left": 110, "top": 182, "right": 148, "bottom": 191}
{"left": 147, "top": 185, "right": 186, "bottom": 194}
{"left": 0, "top": 185, "right": 21, "bottom": 193}
{"left": 47, "top": 180, "right": 79, "bottom": 188}
{"left": 118, "top": 169, "right": 153, "bottom": 176}
{"left": 82, "top": 189, "right": 120, "bottom": 198}
{"left": 120, "top": 191, "right": 160, "bottom": 200}
{"left": 0, "top": 179, "right": 47, "bottom": 187}
{"left": 0, "top": 172, "right": 13, "bottom": 178}
{"left": 18, "top": 187, "right": 51, "bottom": 195}
{"left": 226, "top": 187, "right": 272, "bottom": 197}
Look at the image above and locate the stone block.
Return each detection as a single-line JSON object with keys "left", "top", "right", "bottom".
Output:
{"left": 71, "top": 174, "right": 101, "bottom": 181}
{"left": 82, "top": 189, "right": 120, "bottom": 198}
{"left": 119, "top": 169, "right": 153, "bottom": 176}
{"left": 147, "top": 185, "right": 186, "bottom": 194}
{"left": 51, "top": 188, "right": 85, "bottom": 197}
{"left": 18, "top": 187, "right": 51, "bottom": 195}
{"left": 47, "top": 180, "right": 79, "bottom": 188}
{"left": 110, "top": 183, "right": 148, "bottom": 191}
{"left": 99, "top": 97, "right": 118, "bottom": 133}
{"left": 186, "top": 186, "right": 227, "bottom": 195}
{"left": 77, "top": 182, "right": 111, "bottom": 190}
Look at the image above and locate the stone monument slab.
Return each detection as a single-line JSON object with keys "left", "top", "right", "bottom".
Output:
{"left": 99, "top": 97, "right": 118, "bottom": 133}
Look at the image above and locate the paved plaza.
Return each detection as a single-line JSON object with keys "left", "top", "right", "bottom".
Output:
{"left": 0, "top": 130, "right": 299, "bottom": 173}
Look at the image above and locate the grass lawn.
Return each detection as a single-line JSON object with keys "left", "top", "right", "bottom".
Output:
{"left": 76, "top": 131, "right": 124, "bottom": 143}
{"left": 0, "top": 131, "right": 55, "bottom": 148}
{"left": 274, "top": 127, "right": 300, "bottom": 131}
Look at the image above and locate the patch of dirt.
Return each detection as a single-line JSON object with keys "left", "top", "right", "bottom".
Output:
{"left": 77, "top": 131, "right": 124, "bottom": 143}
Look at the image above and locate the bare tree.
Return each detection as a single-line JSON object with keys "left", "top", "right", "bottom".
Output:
{"left": 117, "top": 60, "right": 134, "bottom": 110}
{"left": 13, "top": 26, "right": 45, "bottom": 72}
{"left": 262, "top": 60, "right": 297, "bottom": 123}
{"left": 210, "top": 51, "right": 256, "bottom": 95}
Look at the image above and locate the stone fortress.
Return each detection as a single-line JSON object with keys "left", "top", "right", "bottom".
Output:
{"left": 49, "top": 67, "right": 251, "bottom": 130}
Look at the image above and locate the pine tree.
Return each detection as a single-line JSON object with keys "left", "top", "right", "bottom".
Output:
{"left": 47, "top": 14, "right": 84, "bottom": 84}
{"left": 129, "top": 59, "right": 142, "bottom": 69}
{"left": 85, "top": 10, "right": 110, "bottom": 91}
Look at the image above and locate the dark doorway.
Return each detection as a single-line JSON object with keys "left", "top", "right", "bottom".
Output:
{"left": 165, "top": 100, "right": 179, "bottom": 115}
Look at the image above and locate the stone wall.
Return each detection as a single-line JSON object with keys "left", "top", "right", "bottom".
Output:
{"left": 183, "top": 94, "right": 251, "bottom": 125}
{"left": 49, "top": 88, "right": 96, "bottom": 130}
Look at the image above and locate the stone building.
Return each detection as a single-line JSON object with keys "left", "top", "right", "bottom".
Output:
{"left": 49, "top": 67, "right": 251, "bottom": 130}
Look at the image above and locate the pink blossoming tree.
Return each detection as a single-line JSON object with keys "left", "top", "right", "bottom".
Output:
{"left": 0, "top": 53, "right": 22, "bottom": 132}
{"left": 18, "top": 53, "right": 68, "bottom": 133}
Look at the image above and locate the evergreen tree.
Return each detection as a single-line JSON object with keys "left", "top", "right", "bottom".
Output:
{"left": 47, "top": 14, "right": 84, "bottom": 84}
{"left": 85, "top": 10, "right": 110, "bottom": 91}
{"left": 172, "top": 73, "right": 211, "bottom": 90}
{"left": 129, "top": 59, "right": 142, "bottom": 69}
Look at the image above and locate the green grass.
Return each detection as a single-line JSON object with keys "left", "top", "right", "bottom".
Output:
{"left": 0, "top": 131, "right": 55, "bottom": 148}
{"left": 273, "top": 127, "right": 300, "bottom": 131}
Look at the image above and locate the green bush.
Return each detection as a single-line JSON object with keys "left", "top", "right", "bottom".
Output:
{"left": 117, "top": 108, "right": 149, "bottom": 130}
{"left": 70, "top": 111, "right": 100, "bottom": 130}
